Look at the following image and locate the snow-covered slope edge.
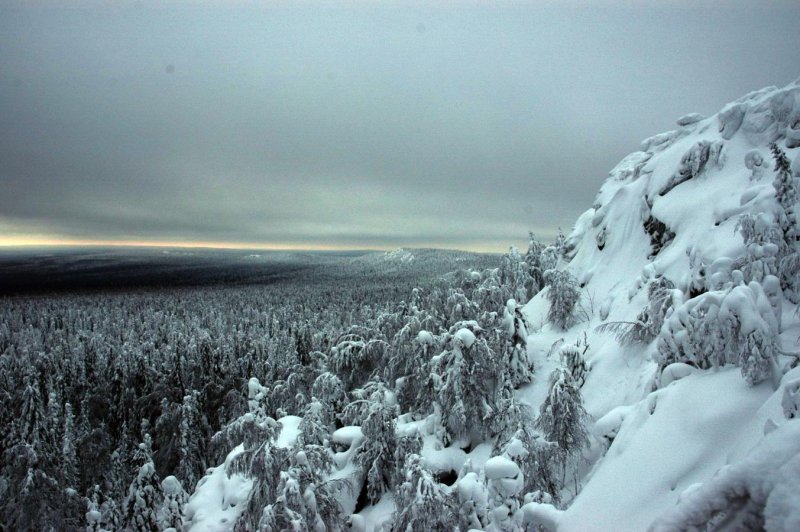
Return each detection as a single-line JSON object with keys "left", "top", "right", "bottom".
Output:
{"left": 522, "top": 79, "right": 800, "bottom": 530}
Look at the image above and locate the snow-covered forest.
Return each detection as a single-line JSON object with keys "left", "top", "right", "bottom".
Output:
{"left": 3, "top": 80, "right": 800, "bottom": 531}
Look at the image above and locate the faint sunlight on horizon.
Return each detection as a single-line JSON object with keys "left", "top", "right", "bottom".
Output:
{"left": 0, "top": 235, "right": 511, "bottom": 254}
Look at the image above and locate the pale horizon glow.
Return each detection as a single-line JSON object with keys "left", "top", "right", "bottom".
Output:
{"left": 0, "top": 235, "right": 507, "bottom": 254}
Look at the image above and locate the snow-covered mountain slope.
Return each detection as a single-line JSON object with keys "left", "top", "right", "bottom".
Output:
{"left": 521, "top": 79, "right": 800, "bottom": 530}
{"left": 184, "top": 80, "right": 800, "bottom": 532}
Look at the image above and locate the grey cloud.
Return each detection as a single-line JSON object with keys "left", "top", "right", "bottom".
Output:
{"left": 1, "top": 2, "right": 799, "bottom": 250}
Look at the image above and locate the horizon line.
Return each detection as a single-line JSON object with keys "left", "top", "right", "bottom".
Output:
{"left": 0, "top": 236, "right": 509, "bottom": 254}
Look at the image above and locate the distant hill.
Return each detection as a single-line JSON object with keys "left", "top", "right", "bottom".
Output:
{"left": 0, "top": 246, "right": 496, "bottom": 294}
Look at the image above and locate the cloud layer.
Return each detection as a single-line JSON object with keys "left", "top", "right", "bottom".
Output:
{"left": 1, "top": 2, "right": 799, "bottom": 250}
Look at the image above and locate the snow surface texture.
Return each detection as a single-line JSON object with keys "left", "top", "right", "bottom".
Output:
{"left": 187, "top": 80, "right": 800, "bottom": 531}
{"left": 522, "top": 79, "right": 800, "bottom": 531}
{"left": 184, "top": 445, "right": 253, "bottom": 531}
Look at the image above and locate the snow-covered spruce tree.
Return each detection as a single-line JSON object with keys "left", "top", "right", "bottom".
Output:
{"left": 311, "top": 372, "right": 347, "bottom": 430}
{"left": 445, "top": 289, "right": 481, "bottom": 324}
{"left": 227, "top": 416, "right": 289, "bottom": 532}
{"left": 735, "top": 212, "right": 783, "bottom": 284}
{"left": 656, "top": 281, "right": 779, "bottom": 385}
{"left": 430, "top": 325, "right": 508, "bottom": 445}
{"left": 61, "top": 401, "right": 78, "bottom": 490}
{"left": 354, "top": 401, "right": 398, "bottom": 504}
{"left": 544, "top": 269, "right": 581, "bottom": 330}
{"left": 385, "top": 315, "right": 423, "bottom": 385}
{"left": 108, "top": 426, "right": 135, "bottom": 502}
{"left": 393, "top": 430, "right": 424, "bottom": 490}
{"left": 13, "top": 374, "right": 49, "bottom": 450}
{"left": 524, "top": 232, "right": 547, "bottom": 295}
{"left": 329, "top": 330, "right": 389, "bottom": 391}
{"left": 45, "top": 384, "right": 62, "bottom": 453}
{"left": 0, "top": 443, "right": 66, "bottom": 530}
{"left": 484, "top": 455, "right": 525, "bottom": 531}
{"left": 176, "top": 390, "right": 208, "bottom": 491}
{"left": 452, "top": 461, "right": 489, "bottom": 530}
{"left": 770, "top": 142, "right": 800, "bottom": 301}
{"left": 471, "top": 269, "right": 507, "bottom": 313}
{"left": 0, "top": 373, "right": 77, "bottom": 530}
{"left": 771, "top": 142, "right": 798, "bottom": 239}
{"left": 294, "top": 321, "right": 315, "bottom": 366}
{"left": 376, "top": 301, "right": 411, "bottom": 344}
{"left": 558, "top": 340, "right": 589, "bottom": 389}
{"left": 499, "top": 428, "right": 561, "bottom": 505}
{"left": 499, "top": 246, "right": 534, "bottom": 303}
{"left": 261, "top": 450, "right": 345, "bottom": 532}
{"left": 553, "top": 229, "right": 568, "bottom": 260}
{"left": 340, "top": 379, "right": 392, "bottom": 426}
{"left": 296, "top": 399, "right": 334, "bottom": 473}
{"left": 158, "top": 475, "right": 188, "bottom": 531}
{"left": 502, "top": 299, "right": 535, "bottom": 388}
{"left": 85, "top": 484, "right": 121, "bottom": 532}
{"left": 391, "top": 454, "right": 458, "bottom": 531}
{"left": 122, "top": 434, "right": 163, "bottom": 532}
{"left": 391, "top": 329, "right": 440, "bottom": 416}
{"left": 535, "top": 368, "right": 589, "bottom": 465}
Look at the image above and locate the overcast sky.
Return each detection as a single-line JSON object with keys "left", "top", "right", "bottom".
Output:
{"left": 1, "top": 1, "right": 799, "bottom": 251}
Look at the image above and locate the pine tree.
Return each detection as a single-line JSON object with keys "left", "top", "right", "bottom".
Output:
{"left": 525, "top": 232, "right": 546, "bottom": 295}
{"left": 16, "top": 375, "right": 48, "bottom": 448}
{"left": 176, "top": 390, "right": 207, "bottom": 491}
{"left": 391, "top": 454, "right": 457, "bottom": 531}
{"left": 544, "top": 269, "right": 581, "bottom": 330}
{"left": 502, "top": 299, "right": 534, "bottom": 387}
{"left": 62, "top": 401, "right": 78, "bottom": 490}
{"left": 297, "top": 400, "right": 334, "bottom": 473}
{"left": 431, "top": 326, "right": 507, "bottom": 444}
{"left": 536, "top": 368, "right": 589, "bottom": 461}
{"left": 498, "top": 429, "right": 561, "bottom": 505}
{"left": 159, "top": 475, "right": 188, "bottom": 531}
{"left": 559, "top": 341, "right": 588, "bottom": 388}
{"left": 770, "top": 142, "right": 800, "bottom": 301}
{"left": 355, "top": 401, "right": 398, "bottom": 504}
{"left": 261, "top": 451, "right": 344, "bottom": 532}
{"left": 0, "top": 443, "right": 65, "bottom": 530}
{"left": 123, "top": 435, "right": 162, "bottom": 531}
{"left": 485, "top": 455, "right": 524, "bottom": 531}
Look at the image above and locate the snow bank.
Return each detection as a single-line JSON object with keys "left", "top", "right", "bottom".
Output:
{"left": 650, "top": 420, "right": 800, "bottom": 531}
{"left": 559, "top": 369, "right": 773, "bottom": 531}
{"left": 483, "top": 456, "right": 520, "bottom": 481}
{"left": 185, "top": 445, "right": 253, "bottom": 532}
{"left": 454, "top": 328, "right": 476, "bottom": 349}
{"left": 274, "top": 415, "right": 302, "bottom": 448}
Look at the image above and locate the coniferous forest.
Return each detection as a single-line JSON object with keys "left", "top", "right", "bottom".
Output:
{"left": 2, "top": 2, "right": 800, "bottom": 530}
{"left": 1, "top": 246, "right": 558, "bottom": 530}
